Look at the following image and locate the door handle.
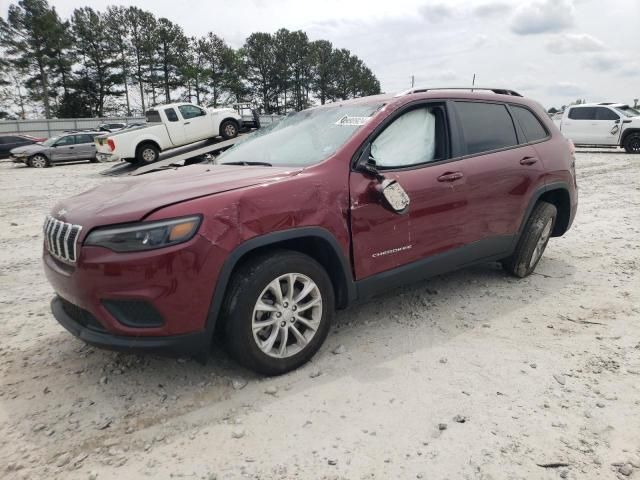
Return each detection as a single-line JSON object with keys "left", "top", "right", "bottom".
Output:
{"left": 184, "top": 122, "right": 191, "bottom": 125}
{"left": 69, "top": 146, "right": 75, "bottom": 149}
{"left": 520, "top": 156, "right": 538, "bottom": 166}
{"left": 437, "top": 172, "right": 463, "bottom": 182}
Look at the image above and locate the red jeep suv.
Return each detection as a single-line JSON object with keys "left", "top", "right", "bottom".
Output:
{"left": 43, "top": 88, "right": 578, "bottom": 375}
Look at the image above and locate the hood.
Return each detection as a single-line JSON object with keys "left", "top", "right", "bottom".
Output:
{"left": 11, "top": 144, "right": 47, "bottom": 155}
{"left": 52, "top": 164, "right": 302, "bottom": 230}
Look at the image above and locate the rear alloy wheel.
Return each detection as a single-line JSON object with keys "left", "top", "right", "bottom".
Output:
{"left": 220, "top": 120, "right": 239, "bottom": 140}
{"left": 29, "top": 154, "right": 49, "bottom": 168}
{"left": 137, "top": 144, "right": 159, "bottom": 164}
{"left": 623, "top": 133, "right": 640, "bottom": 154}
{"left": 502, "top": 201, "right": 557, "bottom": 278}
{"left": 223, "top": 251, "right": 334, "bottom": 375}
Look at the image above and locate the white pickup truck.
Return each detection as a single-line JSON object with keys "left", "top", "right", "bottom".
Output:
{"left": 553, "top": 103, "right": 640, "bottom": 153}
{"left": 95, "top": 102, "right": 243, "bottom": 164}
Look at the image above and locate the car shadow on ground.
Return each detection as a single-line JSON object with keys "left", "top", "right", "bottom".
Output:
{"left": 2, "top": 255, "right": 576, "bottom": 456}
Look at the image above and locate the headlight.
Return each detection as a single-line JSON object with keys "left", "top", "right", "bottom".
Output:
{"left": 84, "top": 216, "right": 202, "bottom": 252}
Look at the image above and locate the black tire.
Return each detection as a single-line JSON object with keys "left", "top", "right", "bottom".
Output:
{"left": 222, "top": 250, "right": 334, "bottom": 376}
{"left": 28, "top": 154, "right": 49, "bottom": 168}
{"left": 502, "top": 201, "right": 557, "bottom": 278}
{"left": 623, "top": 132, "right": 640, "bottom": 154}
{"left": 220, "top": 120, "right": 239, "bottom": 140}
{"left": 136, "top": 143, "right": 159, "bottom": 164}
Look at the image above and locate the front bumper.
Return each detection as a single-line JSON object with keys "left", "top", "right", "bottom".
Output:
{"left": 51, "top": 296, "right": 209, "bottom": 355}
{"left": 44, "top": 232, "right": 225, "bottom": 349}
{"left": 11, "top": 155, "right": 27, "bottom": 164}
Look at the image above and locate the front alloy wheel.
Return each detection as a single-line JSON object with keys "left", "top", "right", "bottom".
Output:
{"left": 222, "top": 250, "right": 334, "bottom": 375}
{"left": 29, "top": 154, "right": 48, "bottom": 168}
{"left": 252, "top": 273, "right": 322, "bottom": 359}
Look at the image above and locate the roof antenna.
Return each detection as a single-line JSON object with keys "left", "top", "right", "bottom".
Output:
{"left": 471, "top": 73, "right": 476, "bottom": 92}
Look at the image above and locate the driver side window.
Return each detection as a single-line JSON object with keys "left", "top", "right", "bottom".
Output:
{"left": 55, "top": 136, "right": 75, "bottom": 146}
{"left": 371, "top": 106, "right": 445, "bottom": 168}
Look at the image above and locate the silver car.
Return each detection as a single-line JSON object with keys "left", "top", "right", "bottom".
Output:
{"left": 10, "top": 132, "right": 101, "bottom": 168}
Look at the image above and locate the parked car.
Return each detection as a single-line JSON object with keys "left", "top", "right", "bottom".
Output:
{"left": 553, "top": 103, "right": 640, "bottom": 153}
{"left": 94, "top": 103, "right": 243, "bottom": 164}
{"left": 1, "top": 134, "right": 46, "bottom": 159}
{"left": 43, "top": 88, "right": 577, "bottom": 375}
{"left": 122, "top": 122, "right": 146, "bottom": 130}
{"left": 97, "top": 122, "right": 127, "bottom": 132}
{"left": 10, "top": 132, "right": 102, "bottom": 167}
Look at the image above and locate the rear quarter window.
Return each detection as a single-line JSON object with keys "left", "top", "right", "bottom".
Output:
{"left": 511, "top": 106, "right": 548, "bottom": 143}
{"left": 455, "top": 101, "right": 518, "bottom": 155}
{"left": 146, "top": 110, "right": 162, "bottom": 123}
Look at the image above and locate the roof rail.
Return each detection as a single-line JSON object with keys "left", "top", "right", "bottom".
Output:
{"left": 395, "top": 87, "right": 523, "bottom": 97}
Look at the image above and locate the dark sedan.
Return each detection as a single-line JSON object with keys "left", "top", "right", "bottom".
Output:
{"left": 0, "top": 134, "right": 46, "bottom": 159}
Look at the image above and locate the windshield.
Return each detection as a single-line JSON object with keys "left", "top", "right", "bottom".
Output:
{"left": 219, "top": 103, "right": 384, "bottom": 167}
{"left": 42, "top": 136, "right": 60, "bottom": 147}
{"left": 615, "top": 105, "right": 640, "bottom": 118}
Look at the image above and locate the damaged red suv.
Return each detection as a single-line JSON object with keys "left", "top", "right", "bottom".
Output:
{"left": 44, "top": 88, "right": 577, "bottom": 375}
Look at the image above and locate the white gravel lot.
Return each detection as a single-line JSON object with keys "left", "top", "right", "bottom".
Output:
{"left": 0, "top": 151, "right": 639, "bottom": 480}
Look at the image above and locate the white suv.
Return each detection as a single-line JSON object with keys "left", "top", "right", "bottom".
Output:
{"left": 554, "top": 103, "right": 640, "bottom": 153}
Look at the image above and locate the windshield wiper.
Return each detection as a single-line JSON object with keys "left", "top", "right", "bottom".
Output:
{"left": 221, "top": 161, "right": 273, "bottom": 167}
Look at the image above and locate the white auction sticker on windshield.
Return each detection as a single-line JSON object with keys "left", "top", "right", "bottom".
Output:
{"left": 335, "top": 115, "right": 371, "bottom": 126}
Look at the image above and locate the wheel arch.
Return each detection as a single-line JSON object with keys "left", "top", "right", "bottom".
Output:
{"left": 135, "top": 140, "right": 161, "bottom": 155}
{"left": 621, "top": 128, "right": 640, "bottom": 145}
{"left": 206, "top": 227, "right": 355, "bottom": 337}
{"left": 519, "top": 182, "right": 572, "bottom": 238}
{"left": 29, "top": 151, "right": 50, "bottom": 160}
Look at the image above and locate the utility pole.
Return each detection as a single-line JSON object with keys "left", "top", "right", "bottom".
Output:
{"left": 411, "top": 75, "right": 415, "bottom": 88}
{"left": 472, "top": 73, "right": 476, "bottom": 91}
{"left": 634, "top": 98, "right": 639, "bottom": 109}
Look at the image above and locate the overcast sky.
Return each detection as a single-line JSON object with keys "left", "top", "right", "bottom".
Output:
{"left": 1, "top": 0, "right": 638, "bottom": 108}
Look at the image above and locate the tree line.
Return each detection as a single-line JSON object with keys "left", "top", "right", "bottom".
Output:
{"left": 0, "top": 0, "right": 381, "bottom": 119}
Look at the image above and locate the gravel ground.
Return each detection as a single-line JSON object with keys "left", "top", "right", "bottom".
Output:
{"left": 0, "top": 151, "right": 639, "bottom": 480}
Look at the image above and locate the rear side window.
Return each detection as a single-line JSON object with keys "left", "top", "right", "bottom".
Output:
{"left": 595, "top": 107, "right": 619, "bottom": 121}
{"left": 455, "top": 101, "right": 518, "bottom": 155}
{"left": 74, "top": 134, "right": 94, "bottom": 144}
{"left": 146, "top": 110, "right": 161, "bottom": 123}
{"left": 164, "top": 108, "right": 179, "bottom": 122}
{"left": 511, "top": 106, "right": 548, "bottom": 143}
{"left": 568, "top": 107, "right": 595, "bottom": 120}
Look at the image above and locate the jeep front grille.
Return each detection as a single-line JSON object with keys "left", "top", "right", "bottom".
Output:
{"left": 44, "top": 215, "right": 82, "bottom": 262}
